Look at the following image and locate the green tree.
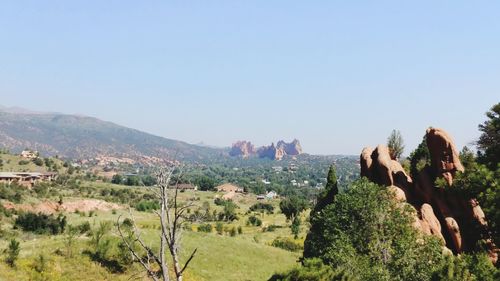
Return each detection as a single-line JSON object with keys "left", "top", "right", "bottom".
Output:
{"left": 65, "top": 225, "right": 80, "bottom": 257}
{"left": 431, "top": 255, "right": 474, "bottom": 281}
{"left": 408, "top": 136, "right": 431, "bottom": 177}
{"left": 5, "top": 239, "right": 20, "bottom": 267}
{"left": 90, "top": 221, "right": 112, "bottom": 260}
{"left": 451, "top": 153, "right": 500, "bottom": 247}
{"left": 291, "top": 217, "right": 301, "bottom": 239}
{"left": 387, "top": 129, "right": 405, "bottom": 160}
{"left": 464, "top": 253, "right": 500, "bottom": 281}
{"left": 111, "top": 174, "right": 123, "bottom": 185}
{"left": 303, "top": 179, "right": 444, "bottom": 280}
{"left": 33, "top": 157, "right": 44, "bottom": 166}
{"left": 195, "top": 176, "right": 216, "bottom": 191}
{"left": 126, "top": 175, "right": 141, "bottom": 186}
{"left": 477, "top": 102, "right": 500, "bottom": 170}
{"left": 279, "top": 196, "right": 307, "bottom": 221}
{"left": 313, "top": 165, "right": 338, "bottom": 214}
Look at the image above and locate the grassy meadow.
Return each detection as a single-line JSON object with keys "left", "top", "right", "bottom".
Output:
{"left": 0, "top": 186, "right": 303, "bottom": 281}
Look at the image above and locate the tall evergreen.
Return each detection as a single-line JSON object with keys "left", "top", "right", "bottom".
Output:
{"left": 312, "top": 165, "right": 338, "bottom": 214}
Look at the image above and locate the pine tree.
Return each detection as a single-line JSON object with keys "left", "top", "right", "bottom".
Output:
{"left": 312, "top": 165, "right": 338, "bottom": 214}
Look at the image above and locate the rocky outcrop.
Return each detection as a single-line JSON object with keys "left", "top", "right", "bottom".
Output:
{"left": 257, "top": 143, "right": 286, "bottom": 160}
{"left": 229, "top": 141, "right": 255, "bottom": 158}
{"left": 360, "top": 128, "right": 498, "bottom": 264}
{"left": 426, "top": 128, "right": 464, "bottom": 185}
{"left": 360, "top": 144, "right": 412, "bottom": 197}
{"left": 230, "top": 139, "right": 303, "bottom": 160}
{"left": 277, "top": 139, "right": 303, "bottom": 155}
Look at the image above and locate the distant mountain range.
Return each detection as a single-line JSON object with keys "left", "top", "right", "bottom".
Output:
{"left": 0, "top": 107, "right": 224, "bottom": 163}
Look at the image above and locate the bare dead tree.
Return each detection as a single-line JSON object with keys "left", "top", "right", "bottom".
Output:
{"left": 117, "top": 165, "right": 197, "bottom": 281}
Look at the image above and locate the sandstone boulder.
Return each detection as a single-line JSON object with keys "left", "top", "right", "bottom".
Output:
{"left": 426, "top": 128, "right": 464, "bottom": 185}
{"left": 420, "top": 203, "right": 445, "bottom": 243}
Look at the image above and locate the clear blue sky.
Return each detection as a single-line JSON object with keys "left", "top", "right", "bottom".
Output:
{"left": 0, "top": 1, "right": 498, "bottom": 155}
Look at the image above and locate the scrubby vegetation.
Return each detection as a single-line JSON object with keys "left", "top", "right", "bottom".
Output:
{"left": 14, "top": 212, "right": 67, "bottom": 235}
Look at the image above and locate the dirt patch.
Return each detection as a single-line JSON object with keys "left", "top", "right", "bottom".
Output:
{"left": 2, "top": 199, "right": 123, "bottom": 214}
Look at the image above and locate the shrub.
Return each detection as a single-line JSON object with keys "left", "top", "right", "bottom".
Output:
{"left": 230, "top": 227, "right": 237, "bottom": 237}
{"left": 269, "top": 258, "right": 340, "bottom": 281}
{"left": 197, "top": 223, "right": 213, "bottom": 233}
{"left": 215, "top": 222, "right": 224, "bottom": 235}
{"left": 135, "top": 200, "right": 160, "bottom": 212}
{"left": 237, "top": 226, "right": 243, "bottom": 234}
{"left": 14, "top": 212, "right": 67, "bottom": 234}
{"left": 5, "top": 239, "right": 20, "bottom": 267}
{"left": 33, "top": 157, "right": 44, "bottom": 166}
{"left": 271, "top": 237, "right": 303, "bottom": 252}
{"left": 247, "top": 215, "right": 262, "bottom": 227}
{"left": 249, "top": 202, "right": 274, "bottom": 214}
{"left": 0, "top": 184, "right": 23, "bottom": 203}
{"left": 263, "top": 224, "right": 280, "bottom": 232}
{"left": 77, "top": 221, "right": 91, "bottom": 234}
{"left": 214, "top": 197, "right": 225, "bottom": 206}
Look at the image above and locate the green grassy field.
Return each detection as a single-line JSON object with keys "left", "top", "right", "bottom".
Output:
{"left": 0, "top": 188, "right": 303, "bottom": 281}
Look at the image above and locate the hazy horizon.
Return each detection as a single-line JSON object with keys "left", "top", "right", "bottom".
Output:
{"left": 1, "top": 2, "right": 499, "bottom": 155}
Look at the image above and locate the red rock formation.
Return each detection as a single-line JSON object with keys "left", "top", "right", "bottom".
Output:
{"left": 277, "top": 139, "right": 303, "bottom": 155}
{"left": 360, "top": 144, "right": 412, "bottom": 194}
{"left": 360, "top": 147, "right": 374, "bottom": 179}
{"left": 230, "top": 139, "right": 303, "bottom": 160}
{"left": 419, "top": 203, "right": 445, "bottom": 243}
{"left": 426, "top": 128, "right": 464, "bottom": 185}
{"left": 229, "top": 141, "right": 255, "bottom": 158}
{"left": 257, "top": 143, "right": 286, "bottom": 160}
{"left": 360, "top": 128, "right": 498, "bottom": 264}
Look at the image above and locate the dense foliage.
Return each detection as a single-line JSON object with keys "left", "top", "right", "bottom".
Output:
{"left": 449, "top": 147, "right": 500, "bottom": 248}
{"left": 269, "top": 258, "right": 346, "bottom": 281}
{"left": 271, "top": 237, "right": 303, "bottom": 252}
{"left": 477, "top": 102, "right": 500, "bottom": 170}
{"left": 14, "top": 212, "right": 67, "bottom": 235}
{"left": 249, "top": 202, "right": 274, "bottom": 214}
{"left": 408, "top": 136, "right": 431, "bottom": 177}
{"left": 279, "top": 196, "right": 308, "bottom": 221}
{"left": 135, "top": 200, "right": 160, "bottom": 212}
{"left": 304, "top": 178, "right": 445, "bottom": 281}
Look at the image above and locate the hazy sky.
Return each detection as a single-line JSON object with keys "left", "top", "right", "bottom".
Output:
{"left": 0, "top": 1, "right": 498, "bottom": 155}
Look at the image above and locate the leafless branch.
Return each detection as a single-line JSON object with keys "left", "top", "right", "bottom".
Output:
{"left": 118, "top": 164, "right": 197, "bottom": 281}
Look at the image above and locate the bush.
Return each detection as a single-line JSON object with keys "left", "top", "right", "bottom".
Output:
{"left": 230, "top": 227, "right": 237, "bottom": 237}
{"left": 14, "top": 212, "right": 67, "bottom": 234}
{"left": 263, "top": 224, "right": 280, "bottom": 232}
{"left": 5, "top": 239, "right": 20, "bottom": 267}
{"left": 197, "top": 223, "right": 213, "bottom": 233}
{"left": 214, "top": 197, "right": 225, "bottom": 206}
{"left": 249, "top": 202, "right": 274, "bottom": 214}
{"left": 0, "top": 184, "right": 23, "bottom": 203}
{"left": 215, "top": 222, "right": 224, "bottom": 235}
{"left": 77, "top": 221, "right": 91, "bottom": 234}
{"left": 269, "top": 258, "right": 341, "bottom": 281}
{"left": 247, "top": 215, "right": 262, "bottom": 227}
{"left": 135, "top": 200, "right": 160, "bottom": 212}
{"left": 33, "top": 157, "right": 44, "bottom": 166}
{"left": 271, "top": 237, "right": 303, "bottom": 252}
{"left": 18, "top": 160, "right": 30, "bottom": 165}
